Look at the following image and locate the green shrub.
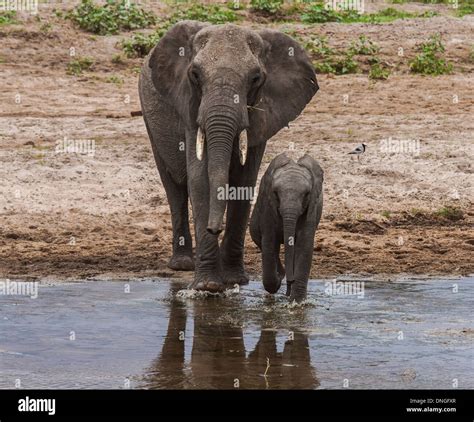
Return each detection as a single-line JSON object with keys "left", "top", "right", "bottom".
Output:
{"left": 435, "top": 206, "right": 463, "bottom": 221}
{"left": 226, "top": 1, "right": 245, "bottom": 10}
{"left": 121, "top": 31, "right": 161, "bottom": 57}
{"left": 67, "top": 0, "right": 156, "bottom": 35}
{"left": 350, "top": 35, "right": 379, "bottom": 55}
{"left": 409, "top": 34, "right": 453, "bottom": 75}
{"left": 0, "top": 11, "right": 17, "bottom": 25}
{"left": 457, "top": 1, "right": 474, "bottom": 16}
{"left": 301, "top": 4, "right": 344, "bottom": 23}
{"left": 106, "top": 75, "right": 124, "bottom": 86}
{"left": 300, "top": 4, "right": 433, "bottom": 24}
{"left": 369, "top": 58, "right": 391, "bottom": 80}
{"left": 111, "top": 53, "right": 125, "bottom": 64}
{"left": 121, "top": 21, "right": 172, "bottom": 57}
{"left": 332, "top": 53, "right": 359, "bottom": 74}
{"left": 173, "top": 3, "right": 237, "bottom": 24}
{"left": 304, "top": 36, "right": 334, "bottom": 58}
{"left": 359, "top": 7, "right": 415, "bottom": 23}
{"left": 314, "top": 52, "right": 358, "bottom": 75}
{"left": 67, "top": 57, "right": 94, "bottom": 76}
{"left": 313, "top": 61, "right": 335, "bottom": 74}
{"left": 250, "top": 0, "right": 284, "bottom": 14}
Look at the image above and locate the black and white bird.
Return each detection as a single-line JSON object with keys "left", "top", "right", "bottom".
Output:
{"left": 348, "top": 143, "right": 366, "bottom": 161}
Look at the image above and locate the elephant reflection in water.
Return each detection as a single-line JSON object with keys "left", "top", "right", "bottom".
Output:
{"left": 143, "top": 283, "right": 319, "bottom": 389}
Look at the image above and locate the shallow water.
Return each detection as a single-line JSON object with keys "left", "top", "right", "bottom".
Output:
{"left": 0, "top": 277, "right": 473, "bottom": 389}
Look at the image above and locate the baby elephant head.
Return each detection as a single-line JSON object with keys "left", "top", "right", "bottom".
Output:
{"left": 148, "top": 22, "right": 318, "bottom": 235}
{"left": 267, "top": 153, "right": 323, "bottom": 298}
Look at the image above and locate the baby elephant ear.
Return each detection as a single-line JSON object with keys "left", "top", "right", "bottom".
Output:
{"left": 298, "top": 154, "right": 324, "bottom": 222}
{"left": 298, "top": 154, "right": 324, "bottom": 191}
{"left": 148, "top": 20, "right": 208, "bottom": 97}
{"left": 266, "top": 152, "right": 291, "bottom": 177}
{"left": 261, "top": 153, "right": 291, "bottom": 207}
{"left": 250, "top": 30, "right": 319, "bottom": 143}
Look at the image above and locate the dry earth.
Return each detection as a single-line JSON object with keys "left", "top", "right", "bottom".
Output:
{"left": 0, "top": 3, "right": 473, "bottom": 281}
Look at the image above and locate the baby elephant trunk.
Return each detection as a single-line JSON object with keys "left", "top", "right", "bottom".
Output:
{"left": 282, "top": 212, "right": 297, "bottom": 284}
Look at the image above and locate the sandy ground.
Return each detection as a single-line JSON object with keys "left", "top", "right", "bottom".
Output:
{"left": 0, "top": 4, "right": 473, "bottom": 281}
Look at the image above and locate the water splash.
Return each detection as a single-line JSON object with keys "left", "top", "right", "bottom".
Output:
{"left": 175, "top": 284, "right": 240, "bottom": 300}
{"left": 224, "top": 284, "right": 240, "bottom": 296}
{"left": 281, "top": 297, "right": 320, "bottom": 309}
{"left": 175, "top": 289, "right": 219, "bottom": 300}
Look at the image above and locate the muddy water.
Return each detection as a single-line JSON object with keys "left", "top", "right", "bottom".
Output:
{"left": 0, "top": 277, "right": 473, "bottom": 389}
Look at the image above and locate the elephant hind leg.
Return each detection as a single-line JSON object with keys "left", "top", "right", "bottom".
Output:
{"left": 155, "top": 155, "right": 194, "bottom": 271}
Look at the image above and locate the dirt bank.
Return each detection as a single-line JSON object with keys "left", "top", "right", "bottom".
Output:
{"left": 0, "top": 6, "right": 473, "bottom": 281}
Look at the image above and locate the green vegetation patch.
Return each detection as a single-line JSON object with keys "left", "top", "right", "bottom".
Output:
{"left": 435, "top": 206, "right": 464, "bottom": 221}
{"left": 67, "top": 0, "right": 156, "bottom": 35}
{"left": 0, "top": 11, "right": 17, "bottom": 25}
{"left": 409, "top": 34, "right": 453, "bottom": 75}
{"left": 301, "top": 5, "right": 437, "bottom": 24}
{"left": 250, "top": 0, "right": 284, "bottom": 15}
{"left": 173, "top": 3, "right": 238, "bottom": 24}
{"left": 368, "top": 58, "right": 391, "bottom": 80}
{"left": 67, "top": 57, "right": 94, "bottom": 76}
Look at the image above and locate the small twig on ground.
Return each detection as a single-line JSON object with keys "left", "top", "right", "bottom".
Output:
{"left": 264, "top": 357, "right": 270, "bottom": 376}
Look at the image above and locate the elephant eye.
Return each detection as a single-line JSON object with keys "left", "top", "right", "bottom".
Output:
{"left": 250, "top": 70, "right": 263, "bottom": 86}
{"left": 189, "top": 66, "right": 201, "bottom": 85}
{"left": 273, "top": 191, "right": 280, "bottom": 205}
{"left": 303, "top": 191, "right": 310, "bottom": 206}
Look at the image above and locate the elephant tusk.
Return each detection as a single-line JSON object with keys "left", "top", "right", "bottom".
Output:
{"left": 239, "top": 129, "right": 248, "bottom": 166}
{"left": 196, "top": 127, "right": 205, "bottom": 161}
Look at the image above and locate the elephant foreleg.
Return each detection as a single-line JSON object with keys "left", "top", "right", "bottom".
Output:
{"left": 220, "top": 143, "right": 266, "bottom": 285}
{"left": 289, "top": 225, "right": 316, "bottom": 302}
{"left": 261, "top": 233, "right": 283, "bottom": 294}
{"left": 187, "top": 139, "right": 224, "bottom": 292}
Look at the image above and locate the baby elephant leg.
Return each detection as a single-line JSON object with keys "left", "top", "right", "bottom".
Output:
{"left": 261, "top": 236, "right": 283, "bottom": 294}
{"left": 289, "top": 231, "right": 316, "bottom": 302}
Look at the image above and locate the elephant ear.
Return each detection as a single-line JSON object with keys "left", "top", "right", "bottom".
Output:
{"left": 261, "top": 153, "right": 292, "bottom": 212}
{"left": 148, "top": 20, "right": 208, "bottom": 101}
{"left": 250, "top": 30, "right": 319, "bottom": 143}
{"left": 262, "top": 153, "right": 291, "bottom": 188}
{"left": 298, "top": 154, "right": 324, "bottom": 223}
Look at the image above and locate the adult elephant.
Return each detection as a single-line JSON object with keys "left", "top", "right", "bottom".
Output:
{"left": 139, "top": 21, "right": 318, "bottom": 292}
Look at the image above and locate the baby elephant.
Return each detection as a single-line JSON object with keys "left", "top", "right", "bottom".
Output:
{"left": 250, "top": 153, "right": 323, "bottom": 302}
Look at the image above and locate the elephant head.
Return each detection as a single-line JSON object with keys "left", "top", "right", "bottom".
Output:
{"left": 262, "top": 153, "right": 323, "bottom": 293}
{"left": 148, "top": 21, "right": 318, "bottom": 235}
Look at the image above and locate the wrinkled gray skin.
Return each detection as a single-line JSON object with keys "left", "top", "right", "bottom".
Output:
{"left": 139, "top": 21, "right": 318, "bottom": 292}
{"left": 250, "top": 153, "right": 323, "bottom": 302}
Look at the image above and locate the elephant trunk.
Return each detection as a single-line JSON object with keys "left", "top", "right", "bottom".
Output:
{"left": 282, "top": 210, "right": 298, "bottom": 283}
{"left": 204, "top": 108, "right": 239, "bottom": 235}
